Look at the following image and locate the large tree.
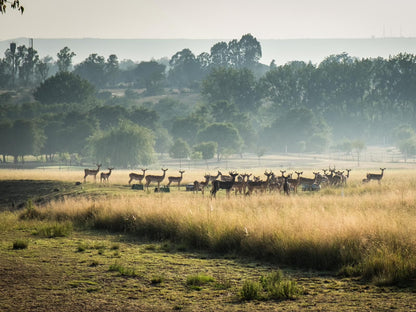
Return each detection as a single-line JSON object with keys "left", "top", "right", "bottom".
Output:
{"left": 33, "top": 71, "right": 95, "bottom": 105}
{"left": 134, "top": 61, "right": 165, "bottom": 94}
{"left": 197, "top": 122, "right": 243, "bottom": 161}
{"left": 91, "top": 121, "right": 155, "bottom": 168}
{"left": 56, "top": 47, "right": 76, "bottom": 72}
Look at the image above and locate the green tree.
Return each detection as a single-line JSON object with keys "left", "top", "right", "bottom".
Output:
{"left": 33, "top": 71, "right": 95, "bottom": 105}
{"left": 193, "top": 141, "right": 217, "bottom": 167}
{"left": 168, "top": 48, "right": 201, "bottom": 88}
{"left": 91, "top": 121, "right": 154, "bottom": 168}
{"left": 197, "top": 122, "right": 243, "bottom": 161}
{"left": 19, "top": 47, "right": 39, "bottom": 86}
{"left": 171, "top": 114, "right": 206, "bottom": 146}
{"left": 56, "top": 47, "right": 76, "bottom": 72}
{"left": 73, "top": 53, "right": 106, "bottom": 87}
{"left": 105, "top": 54, "right": 119, "bottom": 87}
{"left": 9, "top": 119, "right": 44, "bottom": 163}
{"left": 0, "top": 120, "right": 12, "bottom": 162}
{"left": 202, "top": 67, "right": 259, "bottom": 113}
{"left": 135, "top": 60, "right": 165, "bottom": 94}
{"left": 169, "top": 138, "right": 191, "bottom": 165}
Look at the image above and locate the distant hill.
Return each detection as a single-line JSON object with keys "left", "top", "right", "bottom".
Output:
{"left": 1, "top": 37, "right": 416, "bottom": 66}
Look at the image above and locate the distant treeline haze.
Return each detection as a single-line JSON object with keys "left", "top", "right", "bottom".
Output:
{"left": 1, "top": 34, "right": 416, "bottom": 166}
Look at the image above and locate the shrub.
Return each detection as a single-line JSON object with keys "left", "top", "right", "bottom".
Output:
{"left": 240, "top": 280, "right": 261, "bottom": 301}
{"left": 19, "top": 199, "right": 42, "bottom": 220}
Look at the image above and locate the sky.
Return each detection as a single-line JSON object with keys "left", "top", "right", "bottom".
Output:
{"left": 1, "top": 0, "right": 416, "bottom": 40}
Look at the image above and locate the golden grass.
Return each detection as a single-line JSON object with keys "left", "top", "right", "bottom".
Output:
{"left": 4, "top": 167, "right": 416, "bottom": 284}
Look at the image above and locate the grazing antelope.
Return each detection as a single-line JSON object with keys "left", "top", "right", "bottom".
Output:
{"left": 211, "top": 172, "right": 238, "bottom": 198}
{"left": 145, "top": 168, "right": 168, "bottom": 190}
{"left": 83, "top": 164, "right": 102, "bottom": 183}
{"left": 167, "top": 170, "right": 185, "bottom": 190}
{"left": 100, "top": 168, "right": 114, "bottom": 183}
{"left": 128, "top": 168, "right": 147, "bottom": 185}
{"left": 366, "top": 168, "right": 386, "bottom": 184}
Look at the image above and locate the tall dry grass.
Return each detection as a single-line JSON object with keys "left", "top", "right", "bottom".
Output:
{"left": 5, "top": 167, "right": 416, "bottom": 285}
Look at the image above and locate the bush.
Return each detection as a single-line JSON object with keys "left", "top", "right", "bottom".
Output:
{"left": 240, "top": 280, "right": 261, "bottom": 301}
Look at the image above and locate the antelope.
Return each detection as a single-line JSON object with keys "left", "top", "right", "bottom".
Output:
{"left": 232, "top": 173, "right": 251, "bottom": 195}
{"left": 128, "top": 168, "right": 147, "bottom": 185}
{"left": 341, "top": 169, "right": 351, "bottom": 185}
{"left": 288, "top": 171, "right": 303, "bottom": 193}
{"left": 211, "top": 171, "right": 239, "bottom": 198}
{"left": 100, "top": 168, "right": 114, "bottom": 183}
{"left": 83, "top": 164, "right": 102, "bottom": 183}
{"left": 246, "top": 171, "right": 272, "bottom": 195}
{"left": 167, "top": 170, "right": 185, "bottom": 190}
{"left": 206, "top": 171, "right": 222, "bottom": 184}
{"left": 145, "top": 168, "right": 168, "bottom": 190}
{"left": 282, "top": 173, "right": 291, "bottom": 195}
{"left": 366, "top": 168, "right": 386, "bottom": 184}
{"left": 193, "top": 175, "right": 210, "bottom": 195}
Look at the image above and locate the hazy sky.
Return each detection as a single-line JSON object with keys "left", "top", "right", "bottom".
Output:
{"left": 1, "top": 0, "right": 415, "bottom": 40}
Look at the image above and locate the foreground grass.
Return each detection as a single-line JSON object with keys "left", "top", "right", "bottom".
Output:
{"left": 1, "top": 214, "right": 416, "bottom": 311}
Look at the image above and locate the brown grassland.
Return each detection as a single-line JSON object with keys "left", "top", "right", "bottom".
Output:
{"left": 1, "top": 161, "right": 416, "bottom": 311}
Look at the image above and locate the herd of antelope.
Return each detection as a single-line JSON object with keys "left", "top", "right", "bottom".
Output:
{"left": 82, "top": 164, "right": 387, "bottom": 196}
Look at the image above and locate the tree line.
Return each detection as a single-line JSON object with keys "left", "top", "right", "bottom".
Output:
{"left": 1, "top": 34, "right": 416, "bottom": 166}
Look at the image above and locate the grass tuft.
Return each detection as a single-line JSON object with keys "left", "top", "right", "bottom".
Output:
{"left": 33, "top": 221, "right": 73, "bottom": 238}
{"left": 12, "top": 239, "right": 29, "bottom": 250}
{"left": 240, "top": 270, "right": 303, "bottom": 301}
{"left": 186, "top": 273, "right": 215, "bottom": 290}
{"left": 109, "top": 262, "right": 137, "bottom": 277}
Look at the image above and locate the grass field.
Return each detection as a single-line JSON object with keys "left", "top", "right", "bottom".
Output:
{"left": 1, "top": 162, "right": 416, "bottom": 311}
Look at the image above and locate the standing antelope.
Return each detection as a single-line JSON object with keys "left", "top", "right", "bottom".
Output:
{"left": 366, "top": 168, "right": 386, "bottom": 184}
{"left": 193, "top": 174, "right": 210, "bottom": 195}
{"left": 211, "top": 172, "right": 239, "bottom": 198}
{"left": 206, "top": 171, "right": 222, "bottom": 183}
{"left": 100, "top": 168, "right": 114, "bottom": 183}
{"left": 128, "top": 168, "right": 147, "bottom": 185}
{"left": 282, "top": 173, "right": 291, "bottom": 196}
{"left": 145, "top": 168, "right": 168, "bottom": 190}
{"left": 167, "top": 170, "right": 185, "bottom": 190}
{"left": 288, "top": 171, "right": 303, "bottom": 193}
{"left": 83, "top": 164, "right": 102, "bottom": 183}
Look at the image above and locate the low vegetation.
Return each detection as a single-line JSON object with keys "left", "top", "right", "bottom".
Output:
{"left": 1, "top": 167, "right": 416, "bottom": 310}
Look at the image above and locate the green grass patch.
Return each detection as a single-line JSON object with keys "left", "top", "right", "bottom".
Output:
{"left": 186, "top": 273, "right": 215, "bottom": 290}
{"left": 109, "top": 262, "right": 137, "bottom": 277}
{"left": 33, "top": 221, "right": 73, "bottom": 238}
{"left": 240, "top": 270, "right": 303, "bottom": 301}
